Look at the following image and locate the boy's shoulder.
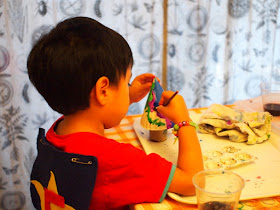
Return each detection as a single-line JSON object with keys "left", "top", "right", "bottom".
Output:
{"left": 45, "top": 121, "right": 137, "bottom": 154}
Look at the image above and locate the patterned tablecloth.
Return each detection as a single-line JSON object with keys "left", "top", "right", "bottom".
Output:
{"left": 104, "top": 108, "right": 280, "bottom": 210}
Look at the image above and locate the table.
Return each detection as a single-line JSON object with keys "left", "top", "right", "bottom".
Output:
{"left": 104, "top": 108, "right": 280, "bottom": 210}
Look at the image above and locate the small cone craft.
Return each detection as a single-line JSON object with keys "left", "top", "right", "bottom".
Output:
{"left": 140, "top": 78, "right": 174, "bottom": 131}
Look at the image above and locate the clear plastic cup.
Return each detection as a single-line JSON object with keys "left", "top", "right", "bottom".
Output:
{"left": 261, "top": 82, "right": 280, "bottom": 116}
{"left": 193, "top": 169, "right": 245, "bottom": 210}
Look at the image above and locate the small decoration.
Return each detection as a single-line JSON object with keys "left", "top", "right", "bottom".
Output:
{"left": 140, "top": 78, "right": 174, "bottom": 142}
{"left": 140, "top": 78, "right": 173, "bottom": 131}
{"left": 172, "top": 121, "right": 198, "bottom": 144}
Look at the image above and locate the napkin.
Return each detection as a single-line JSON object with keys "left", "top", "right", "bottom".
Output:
{"left": 198, "top": 104, "right": 272, "bottom": 144}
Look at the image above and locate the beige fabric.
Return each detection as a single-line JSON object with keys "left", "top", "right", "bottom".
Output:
{"left": 198, "top": 104, "right": 272, "bottom": 144}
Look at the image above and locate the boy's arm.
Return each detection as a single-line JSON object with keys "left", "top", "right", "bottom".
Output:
{"left": 169, "top": 125, "right": 203, "bottom": 195}
{"left": 156, "top": 91, "right": 204, "bottom": 195}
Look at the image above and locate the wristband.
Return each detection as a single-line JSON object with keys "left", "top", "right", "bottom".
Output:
{"left": 172, "top": 121, "right": 198, "bottom": 137}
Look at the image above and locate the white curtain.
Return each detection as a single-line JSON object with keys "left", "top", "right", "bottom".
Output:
{"left": 0, "top": 0, "right": 279, "bottom": 209}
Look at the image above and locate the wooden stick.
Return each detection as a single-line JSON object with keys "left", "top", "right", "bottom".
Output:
{"left": 162, "top": 0, "right": 168, "bottom": 90}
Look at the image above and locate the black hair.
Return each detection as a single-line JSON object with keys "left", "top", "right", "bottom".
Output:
{"left": 27, "top": 17, "right": 133, "bottom": 115}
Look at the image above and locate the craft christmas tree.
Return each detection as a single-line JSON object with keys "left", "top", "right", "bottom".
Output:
{"left": 141, "top": 78, "right": 173, "bottom": 130}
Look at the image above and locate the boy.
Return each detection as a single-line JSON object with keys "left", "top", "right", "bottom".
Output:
{"left": 28, "top": 17, "right": 203, "bottom": 209}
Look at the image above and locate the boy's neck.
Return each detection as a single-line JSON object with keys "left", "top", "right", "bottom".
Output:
{"left": 55, "top": 110, "right": 105, "bottom": 136}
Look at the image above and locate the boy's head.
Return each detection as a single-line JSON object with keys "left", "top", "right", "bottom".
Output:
{"left": 27, "top": 17, "right": 133, "bottom": 115}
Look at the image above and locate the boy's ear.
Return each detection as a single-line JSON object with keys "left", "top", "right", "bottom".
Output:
{"left": 93, "top": 76, "right": 111, "bottom": 105}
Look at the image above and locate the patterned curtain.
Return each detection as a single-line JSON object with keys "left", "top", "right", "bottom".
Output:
{"left": 0, "top": 0, "right": 279, "bottom": 209}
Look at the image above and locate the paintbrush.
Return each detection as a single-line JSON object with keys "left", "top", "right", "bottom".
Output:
{"left": 154, "top": 91, "right": 179, "bottom": 111}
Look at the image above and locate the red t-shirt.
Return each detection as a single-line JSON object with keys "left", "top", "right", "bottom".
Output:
{"left": 46, "top": 118, "right": 176, "bottom": 209}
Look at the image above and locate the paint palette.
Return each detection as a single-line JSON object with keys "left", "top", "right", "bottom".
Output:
{"left": 133, "top": 110, "right": 280, "bottom": 204}
{"left": 203, "top": 146, "right": 257, "bottom": 170}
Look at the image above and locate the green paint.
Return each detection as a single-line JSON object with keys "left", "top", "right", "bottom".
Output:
{"left": 267, "top": 133, "right": 271, "bottom": 139}
{"left": 148, "top": 93, "right": 153, "bottom": 102}
{"left": 237, "top": 112, "right": 243, "bottom": 122}
{"left": 145, "top": 81, "right": 155, "bottom": 108}
{"left": 237, "top": 201, "right": 244, "bottom": 210}
{"left": 145, "top": 106, "right": 166, "bottom": 127}
{"left": 143, "top": 80, "right": 166, "bottom": 127}
{"left": 224, "top": 189, "right": 231, "bottom": 193}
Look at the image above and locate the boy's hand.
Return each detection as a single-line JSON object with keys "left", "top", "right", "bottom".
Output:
{"left": 129, "top": 73, "right": 158, "bottom": 104}
{"left": 156, "top": 91, "right": 190, "bottom": 123}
